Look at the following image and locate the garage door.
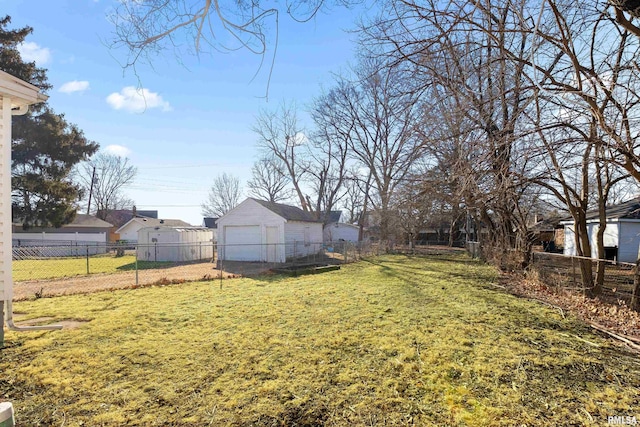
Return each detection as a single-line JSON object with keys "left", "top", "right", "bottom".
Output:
{"left": 224, "top": 226, "right": 261, "bottom": 261}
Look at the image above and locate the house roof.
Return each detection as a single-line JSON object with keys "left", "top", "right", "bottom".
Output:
{"left": 13, "top": 214, "right": 113, "bottom": 230}
{"left": 116, "top": 217, "right": 192, "bottom": 233}
{"left": 203, "top": 217, "right": 218, "bottom": 229}
{"left": 586, "top": 197, "right": 640, "bottom": 221}
{"left": 531, "top": 216, "right": 564, "bottom": 232}
{"left": 250, "top": 198, "right": 323, "bottom": 223}
{"left": 323, "top": 211, "right": 342, "bottom": 224}
{"left": 0, "top": 69, "right": 48, "bottom": 108}
{"left": 560, "top": 197, "right": 640, "bottom": 224}
{"left": 600, "top": 198, "right": 640, "bottom": 219}
{"left": 71, "top": 214, "right": 114, "bottom": 228}
{"left": 139, "top": 226, "right": 212, "bottom": 232}
{"left": 99, "top": 209, "right": 158, "bottom": 228}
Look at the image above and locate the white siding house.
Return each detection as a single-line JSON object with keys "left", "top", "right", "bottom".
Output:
{"left": 324, "top": 222, "right": 360, "bottom": 242}
{"left": 116, "top": 217, "right": 191, "bottom": 242}
{"left": 0, "top": 70, "right": 47, "bottom": 309}
{"left": 563, "top": 198, "right": 640, "bottom": 263}
{"left": 136, "top": 227, "right": 214, "bottom": 262}
{"left": 217, "top": 198, "right": 324, "bottom": 262}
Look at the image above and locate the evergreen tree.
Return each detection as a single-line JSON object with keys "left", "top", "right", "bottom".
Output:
{"left": 0, "top": 16, "right": 98, "bottom": 228}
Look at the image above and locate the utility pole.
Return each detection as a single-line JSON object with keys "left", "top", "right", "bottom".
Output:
{"left": 86, "top": 166, "right": 96, "bottom": 215}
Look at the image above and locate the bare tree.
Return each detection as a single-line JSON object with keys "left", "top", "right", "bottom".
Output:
{"left": 202, "top": 173, "right": 242, "bottom": 217}
{"left": 247, "top": 156, "right": 291, "bottom": 203}
{"left": 76, "top": 153, "right": 137, "bottom": 220}
{"left": 361, "top": 0, "right": 536, "bottom": 259}
{"left": 108, "top": 0, "right": 360, "bottom": 97}
{"left": 253, "top": 101, "right": 309, "bottom": 210}
{"left": 304, "top": 89, "right": 354, "bottom": 222}
{"left": 323, "top": 58, "right": 426, "bottom": 241}
{"left": 339, "top": 171, "right": 367, "bottom": 224}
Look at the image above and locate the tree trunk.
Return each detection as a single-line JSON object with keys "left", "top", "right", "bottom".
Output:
{"left": 631, "top": 260, "right": 640, "bottom": 311}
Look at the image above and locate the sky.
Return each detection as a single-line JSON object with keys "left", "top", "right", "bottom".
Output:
{"left": 4, "top": 0, "right": 371, "bottom": 226}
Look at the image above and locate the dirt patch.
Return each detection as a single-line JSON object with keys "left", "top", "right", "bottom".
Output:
{"left": 12, "top": 261, "right": 269, "bottom": 301}
{"left": 11, "top": 316, "right": 90, "bottom": 330}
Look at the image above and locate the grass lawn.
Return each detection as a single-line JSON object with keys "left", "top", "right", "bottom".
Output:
{"left": 12, "top": 255, "right": 172, "bottom": 281}
{"left": 1, "top": 254, "right": 639, "bottom": 426}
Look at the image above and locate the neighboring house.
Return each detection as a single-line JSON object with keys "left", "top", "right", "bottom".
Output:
{"left": 136, "top": 226, "right": 214, "bottom": 262}
{"left": 562, "top": 197, "right": 640, "bottom": 262}
{"left": 99, "top": 209, "right": 158, "bottom": 242}
{"left": 116, "top": 217, "right": 192, "bottom": 243}
{"left": 13, "top": 214, "right": 113, "bottom": 256}
{"left": 324, "top": 222, "right": 361, "bottom": 243}
{"left": 203, "top": 217, "right": 219, "bottom": 241}
{"left": 322, "top": 210, "right": 363, "bottom": 243}
{"left": 531, "top": 215, "right": 564, "bottom": 251}
{"left": 12, "top": 214, "right": 113, "bottom": 246}
{"left": 217, "top": 198, "right": 323, "bottom": 263}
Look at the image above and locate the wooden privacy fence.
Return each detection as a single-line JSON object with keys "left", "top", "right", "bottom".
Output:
{"left": 531, "top": 252, "right": 640, "bottom": 310}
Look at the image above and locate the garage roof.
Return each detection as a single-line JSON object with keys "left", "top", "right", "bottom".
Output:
{"left": 250, "top": 198, "right": 323, "bottom": 222}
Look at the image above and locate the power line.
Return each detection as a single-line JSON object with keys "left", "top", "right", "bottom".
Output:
{"left": 139, "top": 163, "right": 225, "bottom": 170}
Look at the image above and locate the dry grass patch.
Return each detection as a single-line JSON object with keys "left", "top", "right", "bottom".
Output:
{"left": 1, "top": 254, "right": 639, "bottom": 426}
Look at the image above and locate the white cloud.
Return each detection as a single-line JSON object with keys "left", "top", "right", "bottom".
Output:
{"left": 104, "top": 145, "right": 132, "bottom": 157}
{"left": 18, "top": 42, "right": 51, "bottom": 65}
{"left": 59, "top": 80, "right": 90, "bottom": 94}
{"left": 106, "top": 86, "right": 171, "bottom": 113}
{"left": 293, "top": 132, "right": 308, "bottom": 145}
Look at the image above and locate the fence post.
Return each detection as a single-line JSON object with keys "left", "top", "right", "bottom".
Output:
{"left": 571, "top": 256, "right": 577, "bottom": 288}
{"left": 631, "top": 260, "right": 640, "bottom": 311}
{"left": 135, "top": 254, "right": 139, "bottom": 287}
{"left": 86, "top": 246, "right": 90, "bottom": 275}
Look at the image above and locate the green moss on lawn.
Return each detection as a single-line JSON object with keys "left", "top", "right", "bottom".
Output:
{"left": 1, "top": 254, "right": 639, "bottom": 426}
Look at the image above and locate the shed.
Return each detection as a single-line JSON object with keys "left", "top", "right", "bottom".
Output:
{"left": 216, "top": 198, "right": 323, "bottom": 263}
{"left": 116, "top": 217, "right": 192, "bottom": 242}
{"left": 562, "top": 197, "right": 640, "bottom": 262}
{"left": 136, "top": 226, "right": 214, "bottom": 262}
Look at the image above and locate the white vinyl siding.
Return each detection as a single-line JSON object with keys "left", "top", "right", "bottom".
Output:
{"left": 137, "top": 227, "right": 214, "bottom": 262}
{"left": 618, "top": 222, "right": 640, "bottom": 263}
{"left": 217, "top": 199, "right": 322, "bottom": 262}
{"left": 284, "top": 221, "right": 323, "bottom": 259}
{"left": 563, "top": 224, "right": 576, "bottom": 257}
{"left": 222, "top": 226, "right": 261, "bottom": 261}
{"left": 324, "top": 223, "right": 360, "bottom": 243}
{"left": 0, "top": 96, "right": 8, "bottom": 301}
{"left": 216, "top": 199, "right": 285, "bottom": 262}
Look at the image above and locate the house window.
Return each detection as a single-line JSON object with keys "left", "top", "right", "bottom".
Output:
{"left": 304, "top": 227, "right": 310, "bottom": 247}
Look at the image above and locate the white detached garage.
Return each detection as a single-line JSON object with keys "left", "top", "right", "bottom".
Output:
{"left": 217, "top": 198, "right": 323, "bottom": 263}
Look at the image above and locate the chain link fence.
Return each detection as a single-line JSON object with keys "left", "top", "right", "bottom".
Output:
{"left": 530, "top": 252, "right": 640, "bottom": 307}
{"left": 11, "top": 241, "right": 381, "bottom": 300}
